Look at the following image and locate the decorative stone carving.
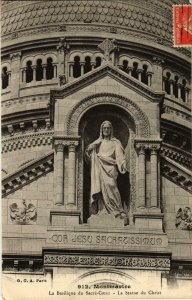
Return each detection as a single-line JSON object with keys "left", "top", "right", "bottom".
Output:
{"left": 135, "top": 139, "right": 162, "bottom": 151}
{"left": 9, "top": 52, "right": 21, "bottom": 61}
{"left": 161, "top": 142, "right": 192, "bottom": 169}
{"left": 176, "top": 207, "right": 192, "bottom": 230}
{"left": 2, "top": 131, "right": 53, "bottom": 153}
{"left": 153, "top": 57, "right": 164, "bottom": 66}
{"left": 98, "top": 39, "right": 116, "bottom": 62}
{"left": 161, "top": 158, "right": 192, "bottom": 193}
{"left": 66, "top": 93, "right": 150, "bottom": 137}
{"left": 9, "top": 199, "right": 37, "bottom": 224}
{"left": 44, "top": 254, "right": 170, "bottom": 270}
{"left": 163, "top": 105, "right": 191, "bottom": 122}
{"left": 53, "top": 136, "right": 80, "bottom": 147}
{"left": 56, "top": 38, "right": 70, "bottom": 53}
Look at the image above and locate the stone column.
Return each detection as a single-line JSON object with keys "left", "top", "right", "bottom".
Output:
{"left": 80, "top": 63, "right": 84, "bottom": 76}
{"left": 147, "top": 73, "right": 152, "bottom": 86}
{"left": 178, "top": 83, "right": 181, "bottom": 99}
{"left": 67, "top": 142, "right": 78, "bottom": 206}
{"left": 91, "top": 62, "right": 95, "bottom": 70}
{"left": 128, "top": 67, "right": 133, "bottom": 75}
{"left": 162, "top": 77, "right": 166, "bottom": 91}
{"left": 53, "top": 64, "right": 57, "bottom": 78}
{"left": 69, "top": 64, "right": 73, "bottom": 77}
{"left": 32, "top": 66, "right": 36, "bottom": 83}
{"left": 150, "top": 147, "right": 158, "bottom": 208}
{"left": 42, "top": 64, "right": 46, "bottom": 80}
{"left": 137, "top": 70, "right": 142, "bottom": 81}
{"left": 10, "top": 51, "right": 22, "bottom": 98}
{"left": 137, "top": 145, "right": 146, "bottom": 208}
{"left": 55, "top": 143, "right": 64, "bottom": 205}
{"left": 22, "top": 68, "right": 26, "bottom": 83}
{"left": 170, "top": 80, "right": 174, "bottom": 96}
{"left": 185, "top": 87, "right": 189, "bottom": 103}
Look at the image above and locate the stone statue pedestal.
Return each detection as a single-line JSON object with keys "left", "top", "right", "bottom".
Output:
{"left": 87, "top": 214, "right": 125, "bottom": 228}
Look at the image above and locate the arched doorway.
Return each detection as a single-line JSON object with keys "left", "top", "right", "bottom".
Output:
{"left": 79, "top": 105, "right": 135, "bottom": 223}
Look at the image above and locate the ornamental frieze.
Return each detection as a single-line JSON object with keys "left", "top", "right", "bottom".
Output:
{"left": 44, "top": 254, "right": 170, "bottom": 270}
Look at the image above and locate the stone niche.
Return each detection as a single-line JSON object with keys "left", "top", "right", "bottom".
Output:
{"left": 49, "top": 65, "right": 166, "bottom": 253}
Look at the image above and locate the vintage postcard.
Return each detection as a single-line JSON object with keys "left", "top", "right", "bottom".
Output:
{"left": 1, "top": 0, "right": 192, "bottom": 299}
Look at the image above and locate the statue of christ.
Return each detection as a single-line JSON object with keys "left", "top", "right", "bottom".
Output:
{"left": 86, "top": 121, "right": 127, "bottom": 219}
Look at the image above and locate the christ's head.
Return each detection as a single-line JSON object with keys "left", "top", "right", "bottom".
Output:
{"left": 100, "top": 121, "right": 113, "bottom": 139}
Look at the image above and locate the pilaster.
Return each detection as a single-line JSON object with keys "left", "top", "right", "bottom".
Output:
{"left": 152, "top": 57, "right": 164, "bottom": 91}
{"left": 51, "top": 135, "right": 80, "bottom": 226}
{"left": 10, "top": 51, "right": 22, "bottom": 98}
{"left": 56, "top": 38, "right": 70, "bottom": 84}
{"left": 134, "top": 139, "right": 163, "bottom": 231}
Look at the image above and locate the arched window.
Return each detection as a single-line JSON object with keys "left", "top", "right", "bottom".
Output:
{"left": 141, "top": 65, "right": 148, "bottom": 85}
{"left": 122, "top": 60, "right": 128, "bottom": 72}
{"left": 173, "top": 75, "right": 179, "bottom": 98}
{"left": 84, "top": 56, "right": 92, "bottom": 74}
{"left": 165, "top": 72, "right": 171, "bottom": 94}
{"left": 36, "top": 59, "right": 43, "bottom": 81}
{"left": 2, "top": 67, "right": 9, "bottom": 89}
{"left": 131, "top": 62, "right": 138, "bottom": 79}
{"left": 26, "top": 61, "right": 33, "bottom": 83}
{"left": 46, "top": 58, "right": 54, "bottom": 80}
{"left": 95, "top": 57, "right": 101, "bottom": 68}
{"left": 73, "top": 56, "right": 81, "bottom": 78}
{"left": 181, "top": 79, "right": 186, "bottom": 102}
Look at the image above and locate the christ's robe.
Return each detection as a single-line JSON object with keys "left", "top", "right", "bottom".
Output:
{"left": 90, "top": 138, "right": 126, "bottom": 217}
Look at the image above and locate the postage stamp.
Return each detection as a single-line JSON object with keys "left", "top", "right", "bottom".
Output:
{"left": 173, "top": 5, "right": 192, "bottom": 46}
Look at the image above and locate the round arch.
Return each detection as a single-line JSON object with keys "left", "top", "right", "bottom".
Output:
{"left": 66, "top": 93, "right": 150, "bottom": 137}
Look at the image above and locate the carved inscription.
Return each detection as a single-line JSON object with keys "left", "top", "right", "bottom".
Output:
{"left": 48, "top": 232, "right": 164, "bottom": 248}
{"left": 44, "top": 254, "right": 170, "bottom": 270}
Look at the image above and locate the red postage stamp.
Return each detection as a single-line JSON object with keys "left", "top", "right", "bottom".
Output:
{"left": 173, "top": 5, "right": 192, "bottom": 46}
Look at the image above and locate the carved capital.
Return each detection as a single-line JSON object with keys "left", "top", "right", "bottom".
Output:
{"left": 55, "top": 143, "right": 64, "bottom": 153}
{"left": 68, "top": 144, "right": 76, "bottom": 152}
{"left": 54, "top": 136, "right": 79, "bottom": 151}
{"left": 135, "top": 144, "right": 145, "bottom": 155}
{"left": 135, "top": 139, "right": 162, "bottom": 153}
{"left": 10, "top": 51, "right": 22, "bottom": 61}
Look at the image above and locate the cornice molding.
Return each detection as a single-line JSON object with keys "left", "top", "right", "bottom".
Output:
{"left": 161, "top": 157, "right": 192, "bottom": 194}
{"left": 50, "top": 64, "right": 165, "bottom": 106}
{"left": 161, "top": 142, "right": 192, "bottom": 170}
{"left": 2, "top": 131, "right": 53, "bottom": 153}
{"left": 2, "top": 151, "right": 54, "bottom": 197}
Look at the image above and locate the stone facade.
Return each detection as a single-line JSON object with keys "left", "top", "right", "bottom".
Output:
{"left": 1, "top": 0, "right": 192, "bottom": 298}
